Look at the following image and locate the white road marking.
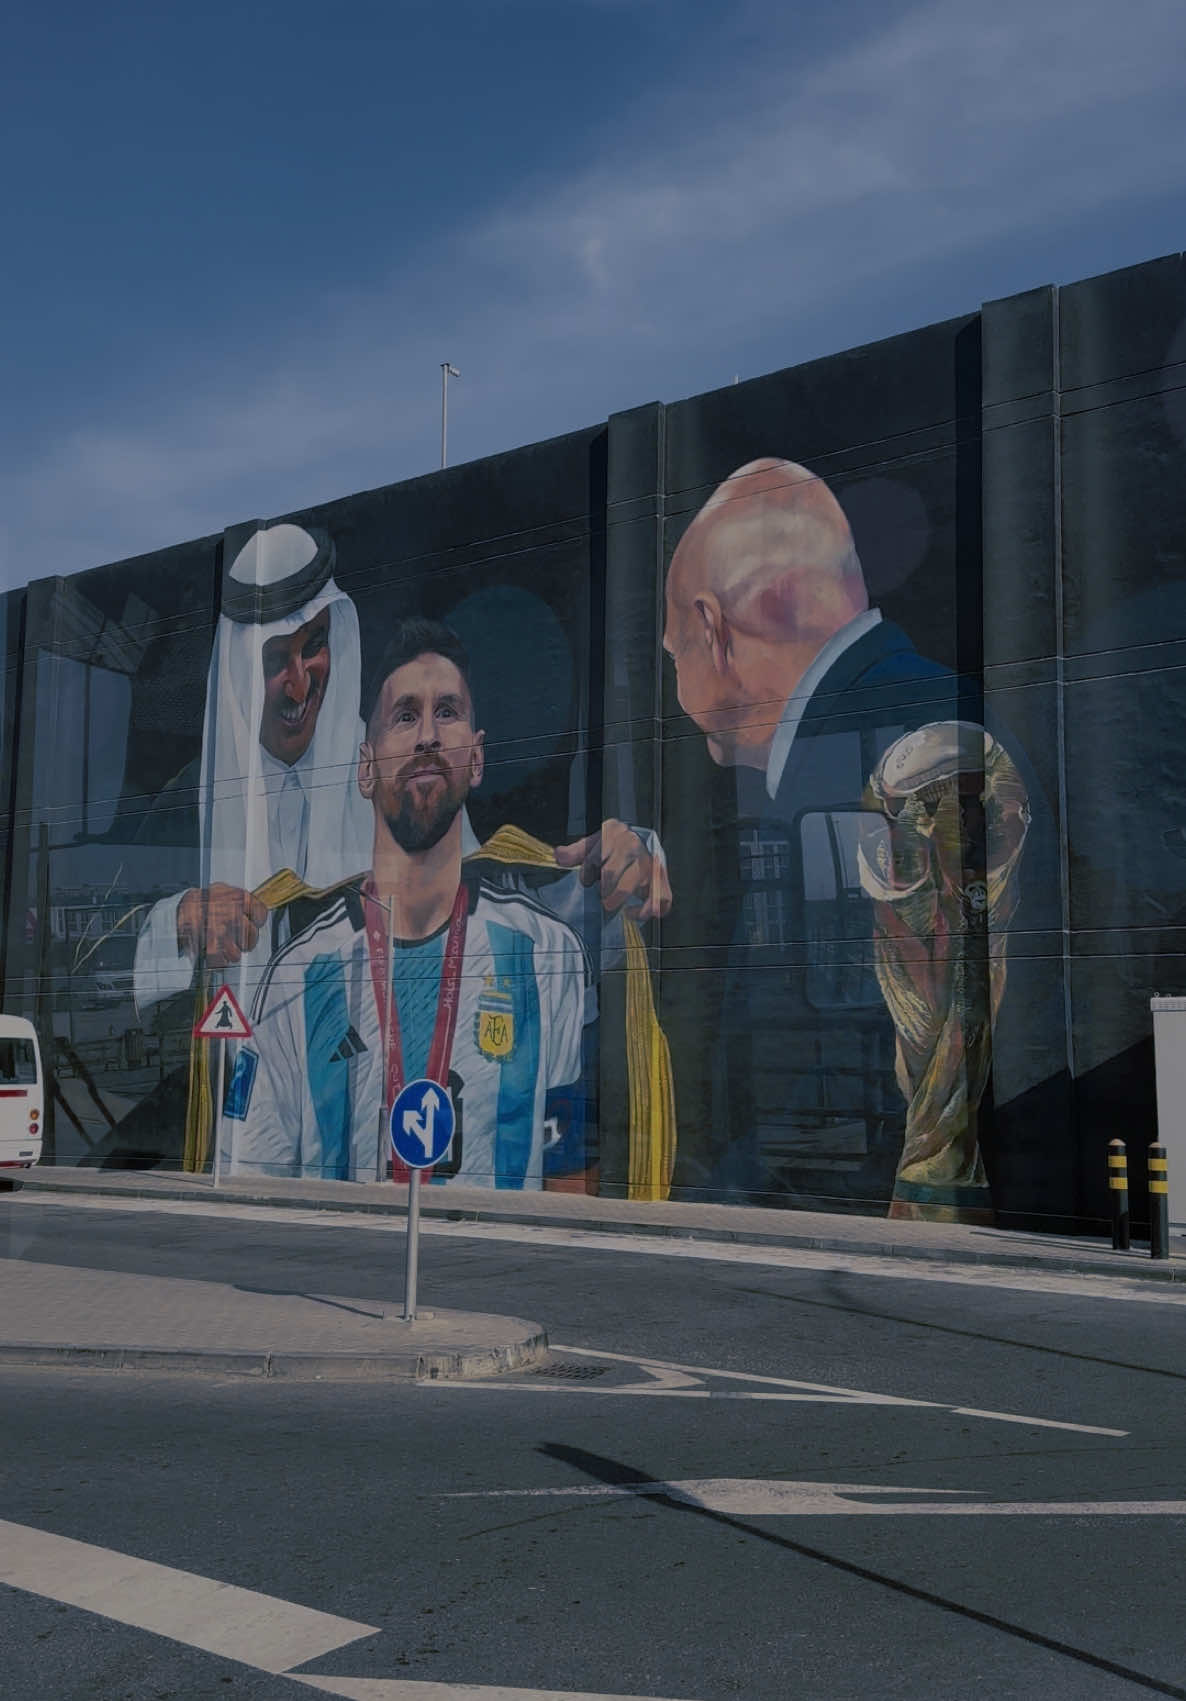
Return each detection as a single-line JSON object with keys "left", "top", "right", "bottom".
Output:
{"left": 555, "top": 1343, "right": 961, "bottom": 1401}
{"left": 2, "top": 1194, "right": 1132, "bottom": 1433}
{"left": 0, "top": 1516, "right": 691, "bottom": 1699}
{"left": 0, "top": 1517, "right": 377, "bottom": 1674}
{"left": 429, "top": 1344, "right": 1127, "bottom": 1436}
{"left": 292, "top": 1678, "right": 695, "bottom": 1700}
{"left": 429, "top": 1380, "right": 1126, "bottom": 1435}
{"left": 444, "top": 1478, "right": 1186, "bottom": 1519}
{"left": 9, "top": 1190, "right": 1185, "bottom": 1307}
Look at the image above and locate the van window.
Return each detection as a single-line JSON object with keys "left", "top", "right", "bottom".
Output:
{"left": 0, "top": 1039, "right": 36, "bottom": 1084}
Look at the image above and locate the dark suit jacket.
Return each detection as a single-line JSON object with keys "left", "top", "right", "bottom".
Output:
{"left": 710, "top": 620, "right": 963, "bottom": 1207}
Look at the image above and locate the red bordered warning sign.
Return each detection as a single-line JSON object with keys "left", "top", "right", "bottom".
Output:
{"left": 194, "top": 984, "right": 253, "bottom": 1040}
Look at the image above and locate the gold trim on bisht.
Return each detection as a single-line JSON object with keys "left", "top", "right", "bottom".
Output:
{"left": 184, "top": 828, "right": 678, "bottom": 1202}
{"left": 181, "top": 867, "right": 314, "bottom": 1173}
{"left": 471, "top": 825, "right": 677, "bottom": 1203}
{"left": 181, "top": 1016, "right": 214, "bottom": 1173}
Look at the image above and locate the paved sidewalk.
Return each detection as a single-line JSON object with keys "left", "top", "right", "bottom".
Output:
{"left": 13, "top": 1163, "right": 1186, "bottom": 1284}
{"left": 0, "top": 1253, "right": 546, "bottom": 1381}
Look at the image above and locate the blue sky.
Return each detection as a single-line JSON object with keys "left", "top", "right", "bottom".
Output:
{"left": 3, "top": 0, "right": 1184, "bottom": 589}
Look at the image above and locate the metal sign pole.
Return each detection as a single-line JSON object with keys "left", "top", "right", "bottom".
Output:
{"left": 403, "top": 1168, "right": 422, "bottom": 1320}
{"left": 212, "top": 1038, "right": 226, "bottom": 1188}
{"left": 390, "top": 1077, "right": 454, "bottom": 1324}
{"left": 440, "top": 362, "right": 459, "bottom": 469}
{"left": 376, "top": 894, "right": 397, "bottom": 1181}
{"left": 195, "top": 986, "right": 251, "bottom": 1188}
{"left": 440, "top": 363, "right": 448, "bottom": 469}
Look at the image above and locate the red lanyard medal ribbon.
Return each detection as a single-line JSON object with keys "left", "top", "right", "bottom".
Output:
{"left": 364, "top": 881, "right": 469, "bottom": 1178}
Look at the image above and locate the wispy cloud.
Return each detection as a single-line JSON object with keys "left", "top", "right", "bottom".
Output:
{"left": 4, "top": 0, "right": 1184, "bottom": 586}
{"left": 476, "top": 0, "right": 1185, "bottom": 316}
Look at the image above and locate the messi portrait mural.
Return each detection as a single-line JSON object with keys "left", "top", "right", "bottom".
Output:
{"left": 133, "top": 520, "right": 675, "bottom": 1197}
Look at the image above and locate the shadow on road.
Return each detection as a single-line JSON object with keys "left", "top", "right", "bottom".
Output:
{"left": 537, "top": 1441, "right": 1185, "bottom": 1700}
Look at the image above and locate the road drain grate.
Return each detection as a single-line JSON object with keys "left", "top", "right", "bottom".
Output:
{"left": 529, "top": 1362, "right": 610, "bottom": 1379}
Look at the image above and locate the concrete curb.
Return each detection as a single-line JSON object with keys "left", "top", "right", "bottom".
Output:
{"left": 0, "top": 1327, "right": 549, "bottom": 1382}
{"left": 15, "top": 1171, "right": 1186, "bottom": 1286}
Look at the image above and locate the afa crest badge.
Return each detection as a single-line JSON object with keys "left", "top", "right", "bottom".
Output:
{"left": 476, "top": 977, "right": 515, "bottom": 1062}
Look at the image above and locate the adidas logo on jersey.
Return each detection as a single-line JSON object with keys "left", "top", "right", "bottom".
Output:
{"left": 331, "top": 1026, "right": 368, "bottom": 1063}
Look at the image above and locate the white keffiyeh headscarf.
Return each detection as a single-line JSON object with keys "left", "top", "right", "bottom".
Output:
{"left": 201, "top": 522, "right": 372, "bottom": 895}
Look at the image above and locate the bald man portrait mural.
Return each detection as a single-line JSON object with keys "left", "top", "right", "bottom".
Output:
{"left": 664, "top": 458, "right": 1029, "bottom": 1223}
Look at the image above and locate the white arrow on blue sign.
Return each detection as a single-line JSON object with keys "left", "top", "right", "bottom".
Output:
{"left": 389, "top": 1077, "right": 456, "bottom": 1169}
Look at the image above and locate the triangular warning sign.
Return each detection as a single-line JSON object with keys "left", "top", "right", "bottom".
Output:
{"left": 194, "top": 985, "right": 253, "bottom": 1040}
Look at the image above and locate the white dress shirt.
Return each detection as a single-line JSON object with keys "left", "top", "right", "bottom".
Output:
{"left": 261, "top": 746, "right": 312, "bottom": 882}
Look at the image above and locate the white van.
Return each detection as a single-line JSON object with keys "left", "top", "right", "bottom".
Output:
{"left": 0, "top": 1016, "right": 43, "bottom": 1174}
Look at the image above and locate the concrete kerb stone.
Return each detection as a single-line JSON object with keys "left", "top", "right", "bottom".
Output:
{"left": 14, "top": 1170, "right": 1186, "bottom": 1285}
{"left": 416, "top": 1327, "right": 549, "bottom": 1382}
{"left": 0, "top": 1317, "right": 549, "bottom": 1382}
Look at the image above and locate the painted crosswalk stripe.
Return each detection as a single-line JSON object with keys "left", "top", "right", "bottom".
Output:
{"left": 0, "top": 1518, "right": 693, "bottom": 1698}
{"left": 0, "top": 1518, "right": 378, "bottom": 1674}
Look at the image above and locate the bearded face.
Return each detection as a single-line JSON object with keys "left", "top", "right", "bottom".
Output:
{"left": 381, "top": 745, "right": 472, "bottom": 852}
{"left": 360, "top": 652, "right": 485, "bottom": 854}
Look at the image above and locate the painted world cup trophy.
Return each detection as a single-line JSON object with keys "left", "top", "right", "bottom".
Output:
{"left": 858, "top": 722, "right": 1030, "bottom": 1224}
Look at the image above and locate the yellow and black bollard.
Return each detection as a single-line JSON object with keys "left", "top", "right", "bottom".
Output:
{"left": 1108, "top": 1138, "right": 1130, "bottom": 1251}
{"left": 1148, "top": 1143, "right": 1169, "bottom": 1261}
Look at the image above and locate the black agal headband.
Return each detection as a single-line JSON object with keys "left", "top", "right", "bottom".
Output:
{"left": 220, "top": 523, "right": 336, "bottom": 625}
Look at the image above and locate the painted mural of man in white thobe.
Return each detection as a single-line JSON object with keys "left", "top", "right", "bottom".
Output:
{"left": 134, "top": 519, "right": 671, "bottom": 1026}
{"left": 133, "top": 521, "right": 373, "bottom": 1018}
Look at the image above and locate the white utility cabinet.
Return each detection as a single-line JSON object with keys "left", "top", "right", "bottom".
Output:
{"left": 1151, "top": 996, "right": 1186, "bottom": 1228}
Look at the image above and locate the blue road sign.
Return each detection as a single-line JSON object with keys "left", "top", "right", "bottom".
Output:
{"left": 222, "top": 1047, "right": 258, "bottom": 1121}
{"left": 390, "top": 1077, "right": 456, "bottom": 1169}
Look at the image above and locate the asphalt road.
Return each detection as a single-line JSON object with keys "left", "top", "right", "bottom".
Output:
{"left": 3, "top": 1196, "right": 1186, "bottom": 1700}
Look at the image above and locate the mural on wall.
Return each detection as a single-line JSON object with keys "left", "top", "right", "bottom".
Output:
{"left": 661, "top": 457, "right": 1028, "bottom": 1223}
{"left": 12, "top": 465, "right": 1022, "bottom": 1222}
{"left": 132, "top": 523, "right": 373, "bottom": 1171}
{"left": 13, "top": 566, "right": 210, "bottom": 1165}
{"left": 858, "top": 722, "right": 1028, "bottom": 1220}
{"left": 131, "top": 521, "right": 673, "bottom": 1196}
{"left": 19, "top": 257, "right": 1182, "bottom": 1227}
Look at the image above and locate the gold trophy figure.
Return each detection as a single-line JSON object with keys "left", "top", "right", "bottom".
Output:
{"left": 858, "top": 723, "right": 1029, "bottom": 1223}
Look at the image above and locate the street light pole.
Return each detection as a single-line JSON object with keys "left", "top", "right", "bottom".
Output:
{"left": 440, "top": 362, "right": 459, "bottom": 468}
